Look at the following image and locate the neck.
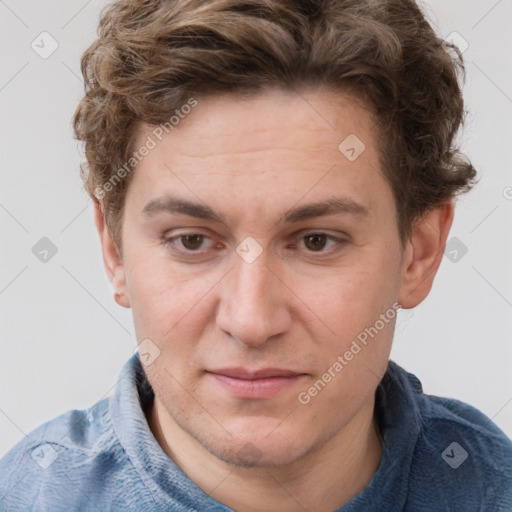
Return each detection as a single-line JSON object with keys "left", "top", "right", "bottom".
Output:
{"left": 148, "top": 395, "right": 382, "bottom": 512}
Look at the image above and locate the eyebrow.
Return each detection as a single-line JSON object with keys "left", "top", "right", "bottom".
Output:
{"left": 142, "top": 196, "right": 369, "bottom": 224}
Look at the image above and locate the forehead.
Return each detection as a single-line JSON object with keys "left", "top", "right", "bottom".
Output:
{"left": 126, "top": 87, "right": 393, "bottom": 228}
{"left": 135, "top": 87, "right": 378, "bottom": 154}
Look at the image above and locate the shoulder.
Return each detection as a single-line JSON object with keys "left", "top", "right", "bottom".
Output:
{"left": 389, "top": 362, "right": 512, "bottom": 511}
{"left": 0, "top": 397, "right": 149, "bottom": 511}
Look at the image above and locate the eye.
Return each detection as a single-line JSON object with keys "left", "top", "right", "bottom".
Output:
{"left": 163, "top": 232, "right": 217, "bottom": 254}
{"left": 178, "top": 234, "right": 207, "bottom": 251}
{"left": 296, "top": 232, "right": 345, "bottom": 253}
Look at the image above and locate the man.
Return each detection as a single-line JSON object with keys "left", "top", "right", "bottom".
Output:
{"left": 1, "top": 0, "right": 511, "bottom": 510}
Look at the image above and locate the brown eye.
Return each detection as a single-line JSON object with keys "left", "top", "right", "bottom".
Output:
{"left": 163, "top": 232, "right": 218, "bottom": 257}
{"left": 180, "top": 234, "right": 205, "bottom": 250}
{"left": 304, "top": 233, "right": 328, "bottom": 251}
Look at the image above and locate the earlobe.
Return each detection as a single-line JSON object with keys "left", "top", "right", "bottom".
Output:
{"left": 93, "top": 201, "right": 131, "bottom": 308}
{"left": 398, "top": 200, "right": 454, "bottom": 309}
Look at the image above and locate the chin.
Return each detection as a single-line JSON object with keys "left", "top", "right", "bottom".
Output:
{"left": 209, "top": 441, "right": 305, "bottom": 468}
{"left": 193, "top": 424, "right": 318, "bottom": 468}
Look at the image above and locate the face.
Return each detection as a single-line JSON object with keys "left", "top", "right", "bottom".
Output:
{"left": 116, "top": 87, "right": 406, "bottom": 467}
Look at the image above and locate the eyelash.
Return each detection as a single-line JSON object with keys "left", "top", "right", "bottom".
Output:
{"left": 161, "top": 231, "right": 347, "bottom": 258}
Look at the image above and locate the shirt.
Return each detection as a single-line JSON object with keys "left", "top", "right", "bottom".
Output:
{"left": 1, "top": 354, "right": 511, "bottom": 512}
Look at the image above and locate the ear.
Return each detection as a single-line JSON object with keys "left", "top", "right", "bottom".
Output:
{"left": 93, "top": 201, "right": 131, "bottom": 308}
{"left": 398, "top": 200, "right": 454, "bottom": 309}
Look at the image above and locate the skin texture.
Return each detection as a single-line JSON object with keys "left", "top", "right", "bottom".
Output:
{"left": 95, "top": 87, "right": 454, "bottom": 511}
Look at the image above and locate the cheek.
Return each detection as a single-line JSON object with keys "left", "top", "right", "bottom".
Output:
{"left": 124, "top": 248, "right": 214, "bottom": 344}
{"left": 291, "top": 251, "right": 400, "bottom": 345}
{"left": 297, "top": 268, "right": 398, "bottom": 418}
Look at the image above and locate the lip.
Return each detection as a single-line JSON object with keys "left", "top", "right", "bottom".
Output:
{"left": 206, "top": 368, "right": 307, "bottom": 399}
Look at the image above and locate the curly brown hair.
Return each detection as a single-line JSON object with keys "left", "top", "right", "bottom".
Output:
{"left": 74, "top": 0, "right": 477, "bottom": 251}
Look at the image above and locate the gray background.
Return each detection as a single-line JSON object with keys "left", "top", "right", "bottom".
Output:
{"left": 1, "top": 0, "right": 511, "bottom": 457}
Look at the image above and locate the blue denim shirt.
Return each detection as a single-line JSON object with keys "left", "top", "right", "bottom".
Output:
{"left": 1, "top": 355, "right": 511, "bottom": 511}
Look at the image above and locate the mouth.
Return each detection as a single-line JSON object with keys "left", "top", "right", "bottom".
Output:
{"left": 206, "top": 368, "right": 308, "bottom": 399}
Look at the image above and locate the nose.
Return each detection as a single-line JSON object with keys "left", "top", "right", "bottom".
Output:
{"left": 215, "top": 250, "right": 292, "bottom": 347}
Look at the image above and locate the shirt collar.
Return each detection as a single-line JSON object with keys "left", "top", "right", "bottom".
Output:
{"left": 338, "top": 360, "right": 423, "bottom": 511}
{"left": 109, "top": 354, "right": 226, "bottom": 510}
